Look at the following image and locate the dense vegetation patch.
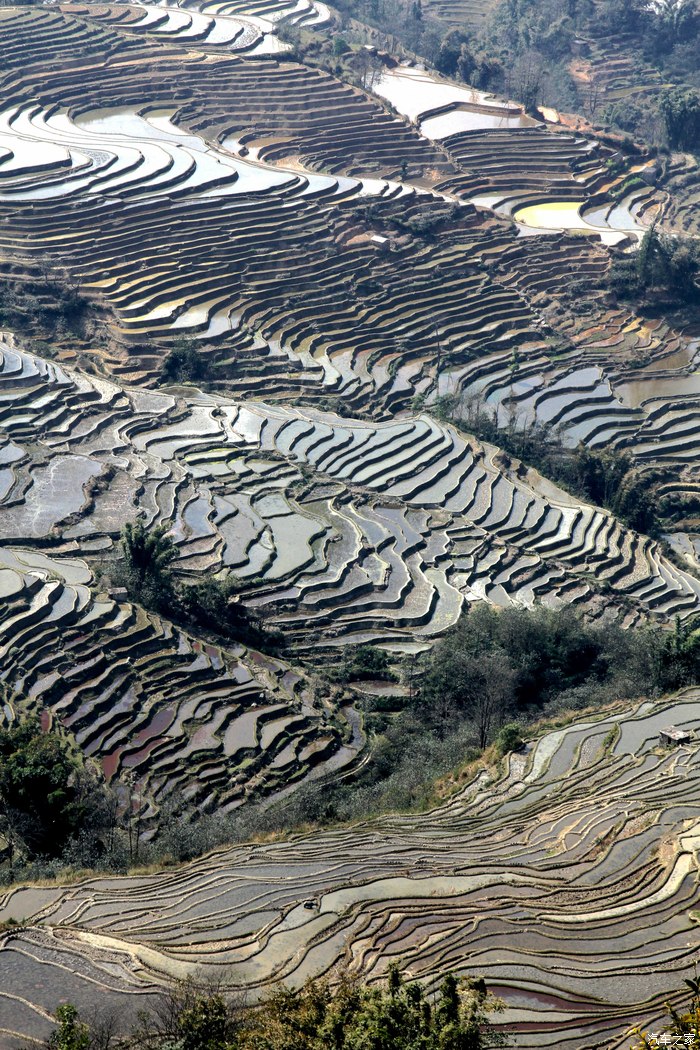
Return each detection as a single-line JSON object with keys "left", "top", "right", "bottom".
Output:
{"left": 0, "top": 270, "right": 95, "bottom": 350}
{"left": 247, "top": 606, "right": 700, "bottom": 832}
{"left": 608, "top": 224, "right": 700, "bottom": 306}
{"left": 117, "top": 523, "right": 281, "bottom": 652}
{"left": 0, "top": 718, "right": 111, "bottom": 875}
{"left": 160, "top": 340, "right": 212, "bottom": 385}
{"left": 42, "top": 967, "right": 505, "bottom": 1050}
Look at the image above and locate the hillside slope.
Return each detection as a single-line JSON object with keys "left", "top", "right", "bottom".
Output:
{"left": 2, "top": 691, "right": 700, "bottom": 1048}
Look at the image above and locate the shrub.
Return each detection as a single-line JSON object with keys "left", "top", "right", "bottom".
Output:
{"left": 629, "top": 972, "right": 700, "bottom": 1048}
{"left": 161, "top": 340, "right": 210, "bottom": 384}
{"left": 495, "top": 723, "right": 523, "bottom": 756}
{"left": 339, "top": 645, "right": 396, "bottom": 682}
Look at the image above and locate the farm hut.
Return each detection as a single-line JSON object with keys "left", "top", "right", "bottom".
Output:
{"left": 659, "top": 725, "right": 692, "bottom": 746}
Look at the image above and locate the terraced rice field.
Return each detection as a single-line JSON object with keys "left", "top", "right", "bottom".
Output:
{"left": 5, "top": 1, "right": 700, "bottom": 1041}
{"left": 0, "top": 538, "right": 361, "bottom": 815}
{"left": 1, "top": 0, "right": 700, "bottom": 816}
{"left": 420, "top": 0, "right": 498, "bottom": 28}
{"left": 0, "top": 340, "right": 372, "bottom": 813}
{"left": 4, "top": 691, "right": 700, "bottom": 1048}
{"left": 4, "top": 340, "right": 700, "bottom": 659}
{"left": 373, "top": 65, "right": 538, "bottom": 140}
{"left": 5, "top": 325, "right": 700, "bottom": 833}
{"left": 0, "top": 3, "right": 664, "bottom": 412}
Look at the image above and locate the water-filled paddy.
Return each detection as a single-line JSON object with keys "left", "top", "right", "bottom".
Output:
{"left": 373, "top": 65, "right": 530, "bottom": 134}
{"left": 0, "top": 455, "right": 100, "bottom": 537}
{"left": 616, "top": 372, "right": 700, "bottom": 408}
{"left": 0, "top": 103, "right": 295, "bottom": 200}
{"left": 513, "top": 199, "right": 641, "bottom": 244}
{"left": 0, "top": 97, "right": 421, "bottom": 217}
{"left": 420, "top": 107, "right": 535, "bottom": 139}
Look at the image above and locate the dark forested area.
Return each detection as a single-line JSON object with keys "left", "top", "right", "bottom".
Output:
{"left": 0, "top": 717, "right": 114, "bottom": 878}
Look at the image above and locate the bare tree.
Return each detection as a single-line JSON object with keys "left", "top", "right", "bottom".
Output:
{"left": 583, "top": 72, "right": 602, "bottom": 117}
{"left": 509, "top": 50, "right": 548, "bottom": 114}
{"left": 356, "top": 48, "right": 383, "bottom": 91}
{"left": 472, "top": 652, "right": 517, "bottom": 749}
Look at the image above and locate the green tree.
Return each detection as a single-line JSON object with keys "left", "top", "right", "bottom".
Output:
{"left": 0, "top": 719, "right": 95, "bottom": 860}
{"left": 435, "top": 30, "right": 470, "bottom": 76}
{"left": 243, "top": 964, "right": 504, "bottom": 1049}
{"left": 599, "top": 0, "right": 640, "bottom": 31}
{"left": 178, "top": 577, "right": 277, "bottom": 650}
{"left": 161, "top": 340, "right": 210, "bottom": 385}
{"left": 667, "top": 243, "right": 699, "bottom": 299}
{"left": 611, "top": 222, "right": 698, "bottom": 305}
{"left": 659, "top": 87, "right": 700, "bottom": 150}
{"left": 337, "top": 645, "right": 395, "bottom": 683}
{"left": 495, "top": 723, "right": 523, "bottom": 756}
{"left": 49, "top": 1005, "right": 91, "bottom": 1050}
{"left": 647, "top": 0, "right": 697, "bottom": 47}
{"left": 120, "top": 522, "right": 177, "bottom": 608}
{"left": 456, "top": 43, "right": 476, "bottom": 83}
{"left": 659, "top": 617, "right": 700, "bottom": 691}
{"left": 636, "top": 223, "right": 658, "bottom": 291}
{"left": 178, "top": 995, "right": 237, "bottom": 1050}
